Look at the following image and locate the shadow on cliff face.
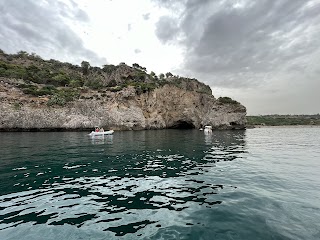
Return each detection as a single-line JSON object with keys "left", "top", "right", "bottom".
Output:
{"left": 169, "top": 120, "right": 195, "bottom": 129}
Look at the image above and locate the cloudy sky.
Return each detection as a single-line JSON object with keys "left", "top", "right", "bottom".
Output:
{"left": 0, "top": 0, "right": 319, "bottom": 115}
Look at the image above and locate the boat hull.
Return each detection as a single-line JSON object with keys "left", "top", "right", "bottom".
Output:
{"left": 89, "top": 130, "right": 114, "bottom": 136}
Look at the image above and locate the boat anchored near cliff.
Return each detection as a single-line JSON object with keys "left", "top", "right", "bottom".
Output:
{"left": 204, "top": 126, "right": 213, "bottom": 134}
{"left": 89, "top": 127, "right": 114, "bottom": 136}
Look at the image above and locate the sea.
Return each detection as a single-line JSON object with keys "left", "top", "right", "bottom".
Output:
{"left": 0, "top": 127, "right": 319, "bottom": 240}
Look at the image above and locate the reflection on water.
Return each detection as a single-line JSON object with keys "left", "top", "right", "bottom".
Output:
{"left": 1, "top": 129, "right": 292, "bottom": 240}
{"left": 90, "top": 135, "right": 113, "bottom": 145}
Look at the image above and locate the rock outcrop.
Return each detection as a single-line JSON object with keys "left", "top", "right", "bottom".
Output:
{"left": 0, "top": 80, "right": 246, "bottom": 131}
{"left": 0, "top": 50, "right": 246, "bottom": 131}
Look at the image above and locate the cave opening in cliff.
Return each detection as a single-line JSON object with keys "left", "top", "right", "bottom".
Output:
{"left": 169, "top": 120, "right": 195, "bottom": 129}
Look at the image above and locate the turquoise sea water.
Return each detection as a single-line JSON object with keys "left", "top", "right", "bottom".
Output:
{"left": 0, "top": 128, "right": 319, "bottom": 240}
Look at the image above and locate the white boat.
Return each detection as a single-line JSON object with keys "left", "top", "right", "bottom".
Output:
{"left": 89, "top": 130, "right": 114, "bottom": 136}
{"left": 204, "top": 126, "right": 212, "bottom": 134}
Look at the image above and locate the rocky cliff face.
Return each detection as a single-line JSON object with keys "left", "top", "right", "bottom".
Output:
{"left": 0, "top": 79, "right": 246, "bottom": 131}
{"left": 0, "top": 50, "right": 246, "bottom": 131}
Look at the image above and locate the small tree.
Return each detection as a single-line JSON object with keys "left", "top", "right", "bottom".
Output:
{"left": 159, "top": 73, "right": 165, "bottom": 80}
{"left": 81, "top": 61, "right": 90, "bottom": 75}
{"left": 107, "top": 79, "right": 117, "bottom": 87}
{"left": 132, "top": 63, "right": 140, "bottom": 68}
{"left": 165, "top": 72, "right": 173, "bottom": 78}
{"left": 17, "top": 51, "right": 29, "bottom": 58}
{"left": 103, "top": 64, "right": 117, "bottom": 74}
{"left": 150, "top": 71, "right": 156, "bottom": 77}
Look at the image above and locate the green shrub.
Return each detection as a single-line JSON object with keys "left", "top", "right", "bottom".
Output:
{"left": 0, "top": 61, "right": 28, "bottom": 79}
{"left": 107, "top": 79, "right": 117, "bottom": 87}
{"left": 42, "top": 85, "right": 56, "bottom": 91}
{"left": 69, "top": 79, "right": 83, "bottom": 88}
{"left": 217, "top": 97, "right": 239, "bottom": 105}
{"left": 22, "top": 85, "right": 38, "bottom": 95}
{"left": 85, "top": 79, "right": 103, "bottom": 90}
{"left": 59, "top": 88, "right": 80, "bottom": 101}
{"left": 134, "top": 71, "right": 147, "bottom": 81}
{"left": 37, "top": 85, "right": 56, "bottom": 95}
{"left": 47, "top": 94, "right": 66, "bottom": 106}
{"left": 134, "top": 82, "right": 156, "bottom": 94}
{"left": 18, "top": 83, "right": 31, "bottom": 89}
{"left": 46, "top": 88, "right": 80, "bottom": 106}
{"left": 102, "top": 64, "right": 117, "bottom": 74}
{"left": 20, "top": 84, "right": 56, "bottom": 96}
{"left": 52, "top": 73, "right": 70, "bottom": 86}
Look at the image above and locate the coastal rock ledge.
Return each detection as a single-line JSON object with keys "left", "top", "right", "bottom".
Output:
{"left": 0, "top": 81, "right": 246, "bottom": 131}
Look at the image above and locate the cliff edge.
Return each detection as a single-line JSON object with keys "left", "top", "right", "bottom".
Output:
{"left": 0, "top": 50, "right": 246, "bottom": 131}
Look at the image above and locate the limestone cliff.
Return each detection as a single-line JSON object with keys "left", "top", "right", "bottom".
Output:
{"left": 0, "top": 80, "right": 246, "bottom": 130}
{"left": 0, "top": 50, "right": 246, "bottom": 131}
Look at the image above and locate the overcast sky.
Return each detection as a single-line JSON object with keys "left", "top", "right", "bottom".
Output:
{"left": 0, "top": 0, "right": 319, "bottom": 115}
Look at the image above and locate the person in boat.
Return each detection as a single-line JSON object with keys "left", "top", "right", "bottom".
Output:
{"left": 95, "top": 127, "right": 100, "bottom": 132}
{"left": 99, "top": 127, "right": 104, "bottom": 132}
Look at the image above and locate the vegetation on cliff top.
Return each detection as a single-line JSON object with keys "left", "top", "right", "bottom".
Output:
{"left": 0, "top": 50, "right": 213, "bottom": 106}
{"left": 217, "top": 97, "right": 240, "bottom": 105}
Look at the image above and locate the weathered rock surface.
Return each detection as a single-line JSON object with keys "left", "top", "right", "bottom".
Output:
{"left": 0, "top": 80, "right": 246, "bottom": 131}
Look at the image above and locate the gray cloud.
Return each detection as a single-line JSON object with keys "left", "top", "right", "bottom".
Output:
{"left": 155, "top": 16, "right": 180, "bottom": 44}
{"left": 154, "top": 0, "right": 320, "bottom": 89}
{"left": 142, "top": 13, "right": 150, "bottom": 20}
{"left": 0, "top": 0, "right": 106, "bottom": 66}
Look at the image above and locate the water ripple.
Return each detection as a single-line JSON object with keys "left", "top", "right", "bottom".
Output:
{"left": 1, "top": 129, "right": 319, "bottom": 239}
{"left": 0, "top": 131, "right": 246, "bottom": 238}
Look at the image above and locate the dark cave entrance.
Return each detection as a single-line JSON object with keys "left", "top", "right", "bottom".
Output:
{"left": 169, "top": 120, "right": 195, "bottom": 129}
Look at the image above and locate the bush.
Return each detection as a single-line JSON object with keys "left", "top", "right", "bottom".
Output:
{"left": 217, "top": 97, "right": 239, "bottom": 105}
{"left": 85, "top": 79, "right": 103, "bottom": 90}
{"left": 47, "top": 94, "right": 66, "bottom": 106}
{"left": 102, "top": 64, "right": 117, "bottom": 74}
{"left": 37, "top": 85, "right": 56, "bottom": 95}
{"left": 69, "top": 79, "right": 84, "bottom": 88}
{"left": 22, "top": 85, "right": 38, "bottom": 95}
{"left": 52, "top": 73, "right": 71, "bottom": 86}
{"left": 46, "top": 88, "right": 80, "bottom": 106}
{"left": 0, "top": 61, "right": 28, "bottom": 79}
{"left": 107, "top": 79, "right": 117, "bottom": 87}
{"left": 134, "top": 82, "right": 156, "bottom": 94}
{"left": 59, "top": 88, "right": 80, "bottom": 102}
{"left": 134, "top": 71, "right": 147, "bottom": 81}
{"left": 20, "top": 84, "right": 56, "bottom": 96}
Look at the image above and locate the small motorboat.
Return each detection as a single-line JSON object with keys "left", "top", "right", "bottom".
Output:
{"left": 89, "top": 129, "right": 114, "bottom": 136}
{"left": 204, "top": 126, "right": 212, "bottom": 134}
